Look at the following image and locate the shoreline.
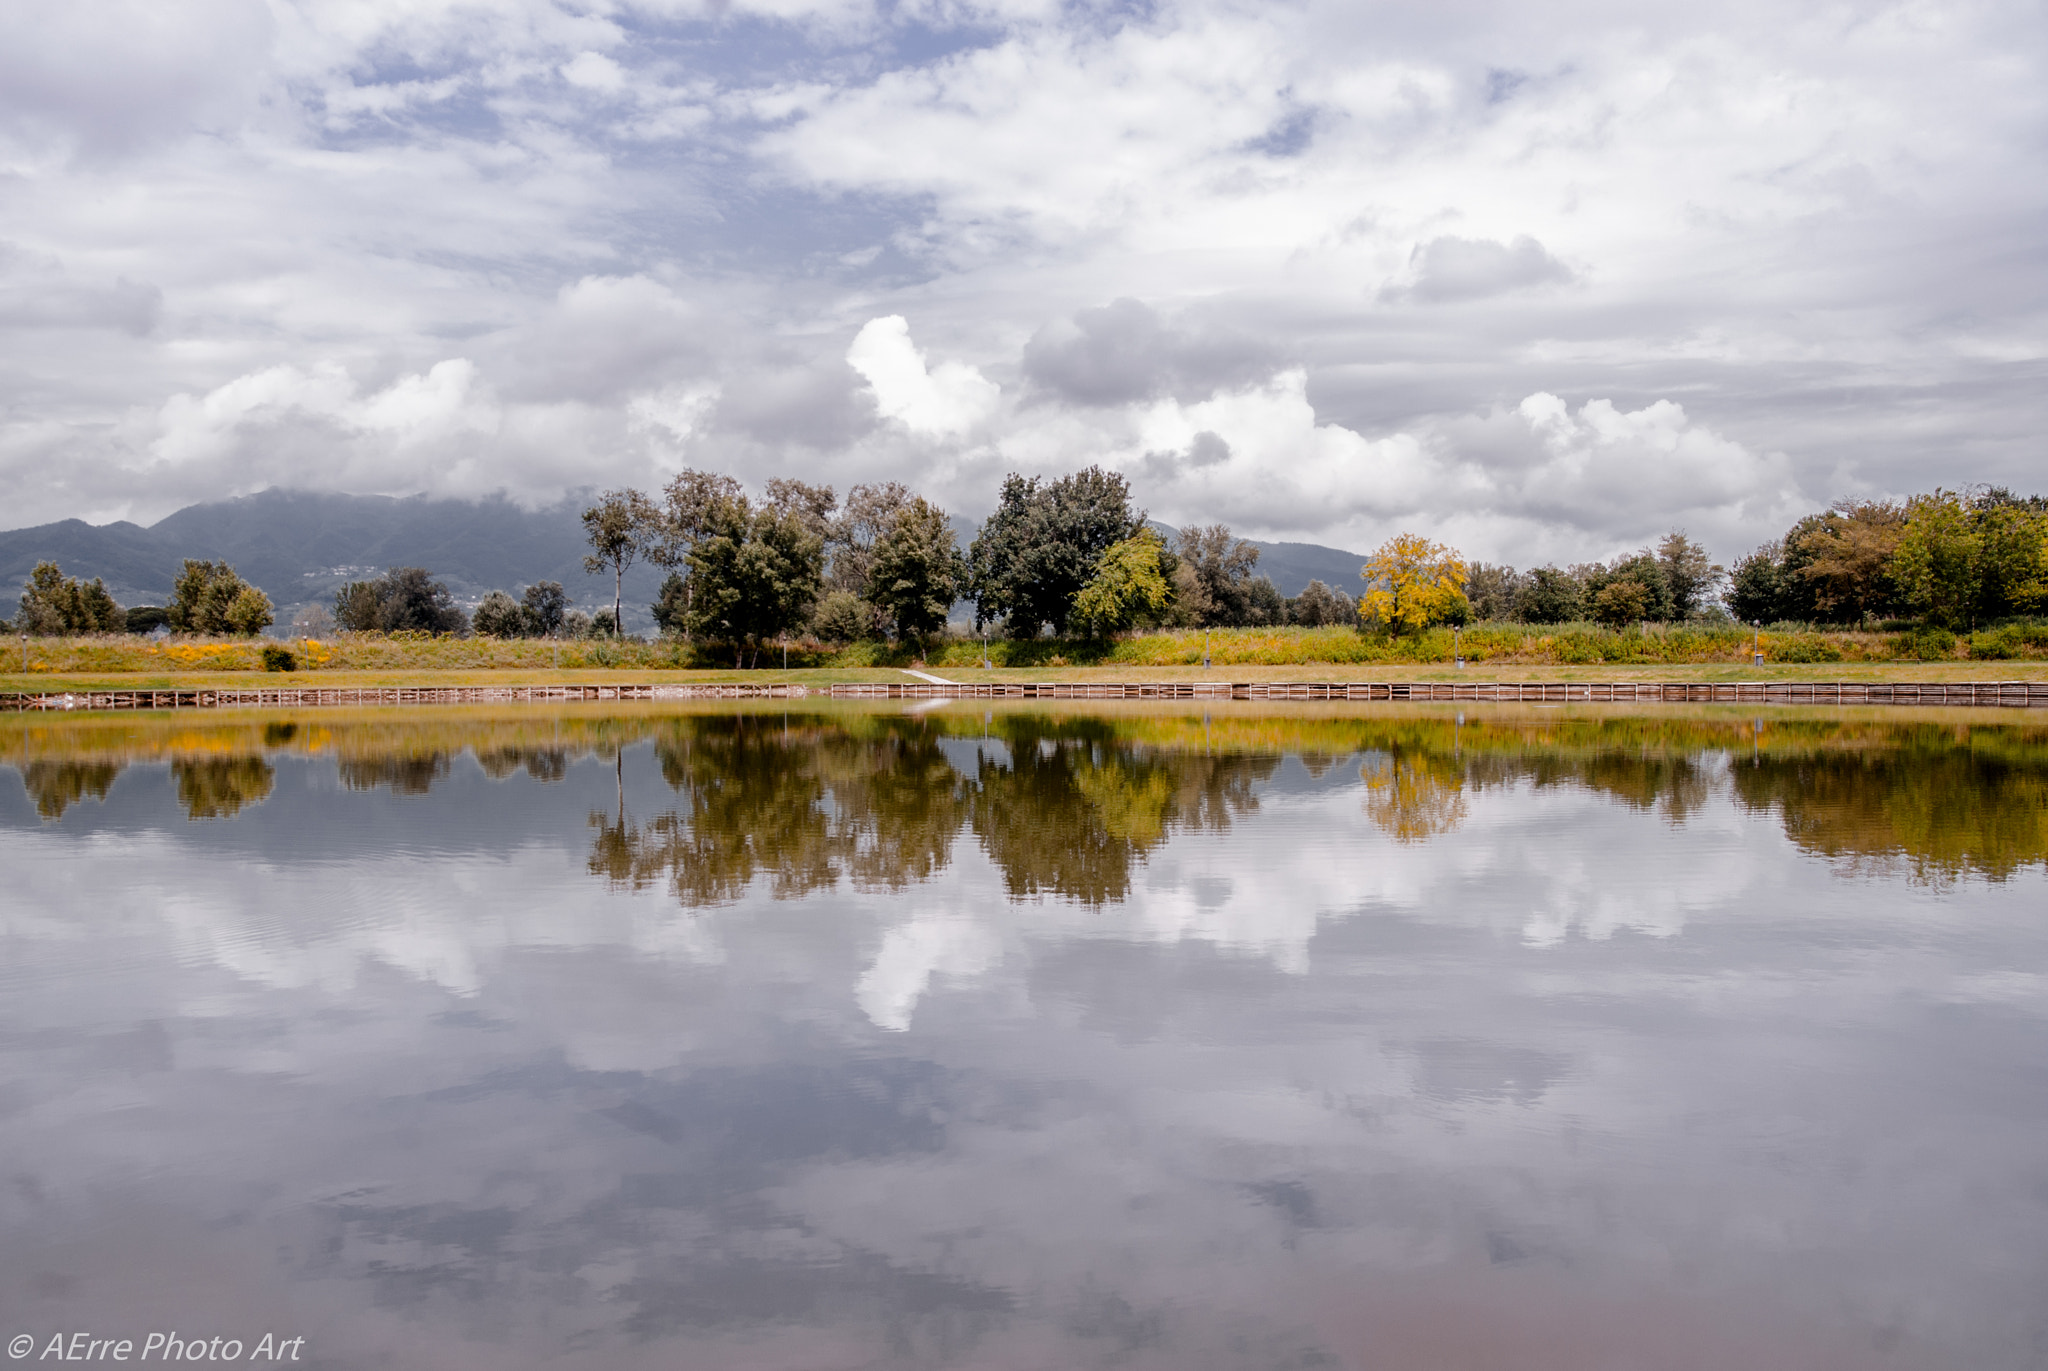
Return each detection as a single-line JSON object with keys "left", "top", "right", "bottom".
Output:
{"left": 6, "top": 659, "right": 2048, "bottom": 695}
{"left": 8, "top": 670, "right": 2048, "bottom": 713}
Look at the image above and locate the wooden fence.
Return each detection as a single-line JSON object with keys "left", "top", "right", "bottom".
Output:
{"left": 0, "top": 683, "right": 806, "bottom": 712}
{"left": 6, "top": 679, "right": 2047, "bottom": 712}
{"left": 825, "top": 680, "right": 2048, "bottom": 706}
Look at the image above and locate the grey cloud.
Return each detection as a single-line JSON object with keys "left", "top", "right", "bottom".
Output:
{"left": 0, "top": 0, "right": 273, "bottom": 156}
{"left": 1140, "top": 429, "right": 1232, "bottom": 483}
{"left": 0, "top": 273, "right": 162, "bottom": 336}
{"left": 711, "top": 354, "right": 874, "bottom": 450}
{"left": 1394, "top": 235, "right": 1575, "bottom": 303}
{"left": 1022, "top": 298, "right": 1278, "bottom": 406}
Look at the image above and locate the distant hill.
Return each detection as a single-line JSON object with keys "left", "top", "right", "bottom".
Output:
{"left": 2, "top": 490, "right": 1370, "bottom": 633}
{"left": 0, "top": 489, "right": 659, "bottom": 629}
{"left": 1148, "top": 522, "right": 1366, "bottom": 597}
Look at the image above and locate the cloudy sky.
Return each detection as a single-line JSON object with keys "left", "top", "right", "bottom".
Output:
{"left": 2, "top": 0, "right": 2042, "bottom": 563}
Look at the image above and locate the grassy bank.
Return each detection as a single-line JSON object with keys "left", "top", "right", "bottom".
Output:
{"left": 3, "top": 619, "right": 2047, "bottom": 692}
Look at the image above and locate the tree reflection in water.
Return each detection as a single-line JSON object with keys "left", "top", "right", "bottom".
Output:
{"left": 1360, "top": 749, "right": 1467, "bottom": 843}
{"left": 171, "top": 756, "right": 274, "bottom": 819}
{"left": 971, "top": 721, "right": 1272, "bottom": 903}
{"left": 586, "top": 715, "right": 1264, "bottom": 907}
{"left": 6, "top": 706, "right": 2048, "bottom": 887}
{"left": 19, "top": 759, "right": 124, "bottom": 819}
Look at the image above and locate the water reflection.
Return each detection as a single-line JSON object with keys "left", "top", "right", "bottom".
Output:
{"left": 8, "top": 705, "right": 2047, "bottom": 885}
{"left": 3, "top": 702, "right": 2046, "bottom": 1368}
{"left": 171, "top": 755, "right": 274, "bottom": 818}
{"left": 19, "top": 758, "right": 121, "bottom": 818}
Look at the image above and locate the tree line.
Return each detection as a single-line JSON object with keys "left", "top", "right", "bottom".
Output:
{"left": 1723, "top": 487, "right": 2048, "bottom": 629}
{"left": 6, "top": 559, "right": 273, "bottom": 637}
{"left": 539, "top": 466, "right": 1369, "bottom": 661}
{"left": 9, "top": 476, "right": 2042, "bottom": 645}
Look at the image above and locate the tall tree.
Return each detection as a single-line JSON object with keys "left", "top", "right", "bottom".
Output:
{"left": 522, "top": 581, "right": 567, "bottom": 635}
{"left": 969, "top": 467, "right": 1143, "bottom": 637}
{"left": 1072, "top": 528, "right": 1173, "bottom": 636}
{"left": 1359, "top": 534, "right": 1467, "bottom": 633}
{"left": 1463, "top": 564, "right": 1525, "bottom": 622}
{"left": 828, "top": 481, "right": 913, "bottom": 597}
{"left": 1726, "top": 543, "right": 1788, "bottom": 624}
{"left": 172, "top": 560, "right": 272, "bottom": 636}
{"left": 333, "top": 568, "right": 464, "bottom": 634}
{"left": 866, "top": 497, "right": 966, "bottom": 648}
{"left": 582, "top": 488, "right": 660, "bottom": 636}
{"left": 683, "top": 495, "right": 827, "bottom": 664}
{"left": 1173, "top": 525, "right": 1262, "bottom": 627}
{"left": 763, "top": 478, "right": 838, "bottom": 542}
{"left": 16, "top": 562, "right": 124, "bottom": 635}
{"left": 1586, "top": 553, "right": 1673, "bottom": 622}
{"left": 1655, "top": 531, "right": 1724, "bottom": 619}
{"left": 1285, "top": 579, "right": 1356, "bottom": 627}
{"left": 649, "top": 470, "right": 743, "bottom": 635}
{"left": 1969, "top": 493, "right": 2048, "bottom": 619}
{"left": 1885, "top": 489, "right": 2041, "bottom": 629}
{"left": 1792, "top": 500, "right": 1905, "bottom": 623}
{"left": 1517, "top": 566, "right": 1584, "bottom": 624}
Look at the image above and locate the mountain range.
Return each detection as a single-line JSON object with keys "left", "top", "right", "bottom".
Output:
{"left": 1, "top": 490, "right": 1370, "bottom": 632}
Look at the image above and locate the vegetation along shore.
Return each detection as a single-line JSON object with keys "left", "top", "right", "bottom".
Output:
{"left": 8, "top": 466, "right": 2046, "bottom": 676}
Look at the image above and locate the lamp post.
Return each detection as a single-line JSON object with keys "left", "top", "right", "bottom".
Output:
{"left": 18, "top": 634, "right": 25, "bottom": 674}
{"left": 1453, "top": 625, "right": 1464, "bottom": 669}
{"left": 1752, "top": 619, "right": 1762, "bottom": 667}
{"left": 1203, "top": 627, "right": 1211, "bottom": 671}
{"left": 982, "top": 627, "right": 990, "bottom": 671}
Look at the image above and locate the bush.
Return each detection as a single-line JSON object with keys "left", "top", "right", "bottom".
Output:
{"left": 811, "top": 589, "right": 871, "bottom": 645}
{"left": 472, "top": 591, "right": 528, "bottom": 638}
{"left": 1769, "top": 635, "right": 1843, "bottom": 663}
{"left": 1969, "top": 623, "right": 2048, "bottom": 660}
{"left": 260, "top": 644, "right": 298, "bottom": 672}
{"left": 1591, "top": 579, "right": 1650, "bottom": 628}
{"left": 1896, "top": 627, "right": 1957, "bottom": 661}
{"left": 1550, "top": 630, "right": 1606, "bottom": 664}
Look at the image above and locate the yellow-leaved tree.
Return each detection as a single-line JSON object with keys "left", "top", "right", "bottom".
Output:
{"left": 1359, "top": 534, "right": 1468, "bottom": 633}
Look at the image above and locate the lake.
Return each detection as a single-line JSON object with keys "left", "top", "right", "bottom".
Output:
{"left": 2, "top": 702, "right": 2045, "bottom": 1369}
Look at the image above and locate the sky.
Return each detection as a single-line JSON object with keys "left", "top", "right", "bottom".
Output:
{"left": 1, "top": 0, "right": 2043, "bottom": 566}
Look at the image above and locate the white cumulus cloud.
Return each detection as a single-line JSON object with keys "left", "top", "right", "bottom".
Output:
{"left": 847, "top": 315, "right": 1000, "bottom": 437}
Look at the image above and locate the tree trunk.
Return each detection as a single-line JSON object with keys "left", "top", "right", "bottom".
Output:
{"left": 613, "top": 565, "right": 623, "bottom": 637}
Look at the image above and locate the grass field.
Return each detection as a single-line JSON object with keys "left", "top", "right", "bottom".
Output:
{"left": 3, "top": 620, "right": 2046, "bottom": 694}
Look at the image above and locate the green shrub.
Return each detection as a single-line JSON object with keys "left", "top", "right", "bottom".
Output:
{"left": 1769, "top": 635, "right": 1843, "bottom": 664}
{"left": 1896, "top": 627, "right": 1957, "bottom": 661}
{"left": 259, "top": 644, "right": 297, "bottom": 672}
{"left": 1970, "top": 624, "right": 2048, "bottom": 660}
{"left": 1550, "top": 631, "right": 1605, "bottom": 664}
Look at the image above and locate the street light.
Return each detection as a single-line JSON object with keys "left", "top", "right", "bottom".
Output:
{"left": 1752, "top": 619, "right": 1762, "bottom": 667}
{"left": 1203, "top": 627, "right": 1211, "bottom": 671}
{"left": 1453, "top": 624, "right": 1464, "bottom": 669}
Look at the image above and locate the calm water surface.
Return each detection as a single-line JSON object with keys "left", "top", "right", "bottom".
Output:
{"left": 2, "top": 703, "right": 2046, "bottom": 1370}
